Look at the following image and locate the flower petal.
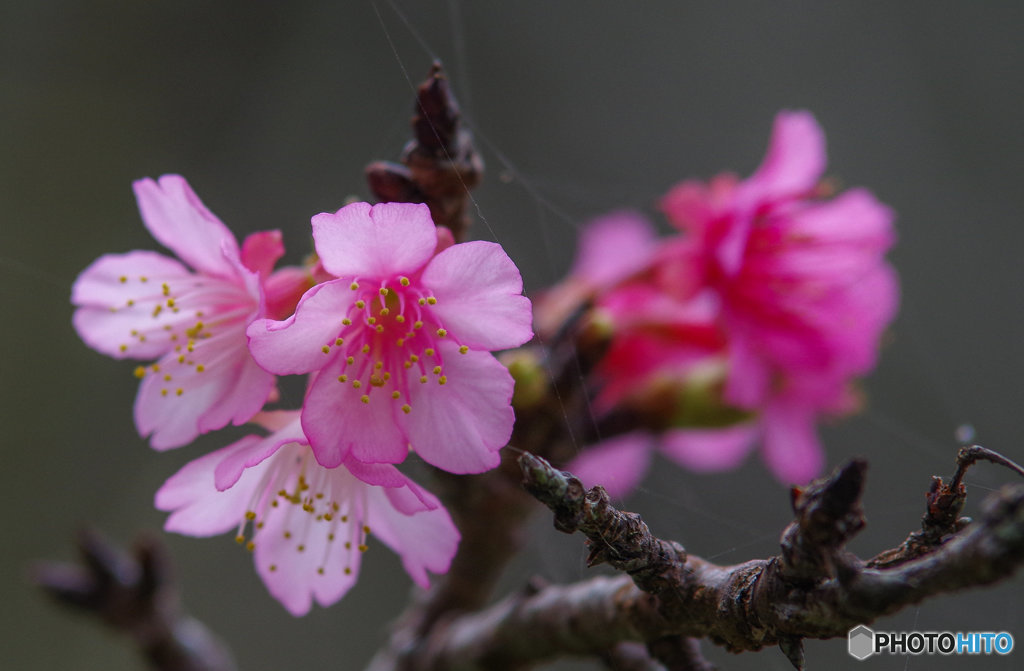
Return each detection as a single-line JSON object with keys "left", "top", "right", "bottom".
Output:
{"left": 312, "top": 202, "right": 436, "bottom": 279}
{"left": 155, "top": 437, "right": 263, "bottom": 536}
{"left": 133, "top": 175, "right": 240, "bottom": 278}
{"left": 659, "top": 424, "right": 758, "bottom": 472}
{"left": 568, "top": 433, "right": 652, "bottom": 499}
{"left": 401, "top": 344, "right": 513, "bottom": 473}
{"left": 213, "top": 416, "right": 301, "bottom": 491}
{"left": 302, "top": 368, "right": 408, "bottom": 467}
{"left": 572, "top": 211, "right": 658, "bottom": 287}
{"left": 742, "top": 110, "right": 826, "bottom": 204}
{"left": 247, "top": 280, "right": 354, "bottom": 375}
{"left": 421, "top": 241, "right": 533, "bottom": 351}
{"left": 759, "top": 397, "right": 825, "bottom": 484}
{"left": 240, "top": 230, "right": 285, "bottom": 278}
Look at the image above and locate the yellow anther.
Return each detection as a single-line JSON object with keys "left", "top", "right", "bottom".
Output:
{"left": 361, "top": 344, "right": 370, "bottom": 354}
{"left": 438, "top": 375, "right": 447, "bottom": 385}
{"left": 119, "top": 276, "right": 127, "bottom": 283}
{"left": 432, "top": 366, "right": 442, "bottom": 375}
{"left": 256, "top": 522, "right": 264, "bottom": 529}
{"left": 338, "top": 374, "right": 348, "bottom": 383}
{"left": 283, "top": 531, "right": 291, "bottom": 539}
{"left": 297, "top": 544, "right": 305, "bottom": 552}
{"left": 401, "top": 404, "right": 411, "bottom": 414}
{"left": 368, "top": 317, "right": 376, "bottom": 325}
{"left": 425, "top": 348, "right": 435, "bottom": 356}
{"left": 235, "top": 535, "right": 245, "bottom": 544}
{"left": 317, "top": 567, "right": 325, "bottom": 575}
{"left": 420, "top": 375, "right": 428, "bottom": 384}
{"left": 160, "top": 389, "right": 168, "bottom": 397}
{"left": 133, "top": 366, "right": 146, "bottom": 379}
{"left": 327, "top": 533, "right": 335, "bottom": 541}
{"left": 246, "top": 541, "right": 255, "bottom": 552}
{"left": 395, "top": 315, "right": 405, "bottom": 323}
{"left": 120, "top": 344, "right": 128, "bottom": 352}
{"left": 126, "top": 299, "right": 135, "bottom": 307}
{"left": 383, "top": 372, "right": 391, "bottom": 381}
{"left": 380, "top": 308, "right": 390, "bottom": 316}
{"left": 178, "top": 354, "right": 186, "bottom": 363}
{"left": 139, "top": 276, "right": 148, "bottom": 283}
{"left": 163, "top": 374, "right": 172, "bottom": 382}
{"left": 410, "top": 355, "right": 419, "bottom": 362}
{"left": 322, "top": 345, "right": 330, "bottom": 354}
{"left": 346, "top": 356, "right": 355, "bottom": 365}
{"left": 269, "top": 564, "right": 277, "bottom": 572}
{"left": 344, "top": 542, "right": 351, "bottom": 549}
{"left": 175, "top": 388, "right": 184, "bottom": 396}
{"left": 324, "top": 513, "right": 333, "bottom": 522}
{"left": 459, "top": 345, "right": 469, "bottom": 354}
{"left": 414, "top": 321, "right": 423, "bottom": 329}
{"left": 187, "top": 341, "right": 195, "bottom": 352}
{"left": 436, "top": 328, "right": 447, "bottom": 337}
{"left": 138, "top": 335, "right": 146, "bottom": 342}
{"left": 161, "top": 283, "right": 170, "bottom": 295}
{"left": 363, "top": 525, "right": 371, "bottom": 533}
{"left": 271, "top": 500, "right": 279, "bottom": 507}
{"left": 350, "top": 282, "right": 359, "bottom": 290}
{"left": 379, "top": 287, "right": 389, "bottom": 296}
{"left": 342, "top": 318, "right": 352, "bottom": 326}
{"left": 396, "top": 338, "right": 405, "bottom": 347}
{"left": 370, "top": 375, "right": 384, "bottom": 387}
{"left": 352, "top": 380, "right": 362, "bottom": 389}
{"left": 315, "top": 493, "right": 324, "bottom": 499}
{"left": 358, "top": 544, "right": 368, "bottom": 552}
{"left": 360, "top": 395, "right": 370, "bottom": 404}
{"left": 418, "top": 298, "right": 426, "bottom": 306}
{"left": 426, "top": 297, "right": 437, "bottom": 305}
{"left": 131, "top": 330, "right": 138, "bottom": 336}
{"left": 344, "top": 567, "right": 352, "bottom": 575}
{"left": 340, "top": 514, "right": 347, "bottom": 521}
{"left": 403, "top": 361, "right": 412, "bottom": 368}
{"left": 400, "top": 277, "right": 410, "bottom": 287}
{"left": 355, "top": 300, "right": 365, "bottom": 309}
{"left": 196, "top": 365, "right": 205, "bottom": 373}
{"left": 109, "top": 307, "right": 118, "bottom": 313}
{"left": 376, "top": 325, "right": 384, "bottom": 332}
{"left": 374, "top": 361, "right": 383, "bottom": 370}
{"left": 151, "top": 364, "right": 161, "bottom": 372}
{"left": 152, "top": 304, "right": 163, "bottom": 317}
{"left": 245, "top": 511, "right": 256, "bottom": 520}
{"left": 391, "top": 391, "right": 400, "bottom": 399}
{"left": 166, "top": 298, "right": 176, "bottom": 308}
{"left": 336, "top": 337, "right": 344, "bottom": 346}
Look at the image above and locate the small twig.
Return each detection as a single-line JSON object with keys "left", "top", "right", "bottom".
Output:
{"left": 33, "top": 529, "right": 235, "bottom": 671}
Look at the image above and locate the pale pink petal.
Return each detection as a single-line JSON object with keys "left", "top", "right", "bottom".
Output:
{"left": 401, "top": 344, "right": 513, "bottom": 473}
{"left": 572, "top": 212, "right": 658, "bottom": 287}
{"left": 723, "top": 333, "right": 773, "bottom": 409}
{"left": 302, "top": 368, "right": 408, "bottom": 467}
{"left": 660, "top": 424, "right": 758, "bottom": 472}
{"left": 247, "top": 280, "right": 355, "bottom": 375}
{"left": 568, "top": 433, "right": 652, "bottom": 499}
{"left": 759, "top": 398, "right": 825, "bottom": 484}
{"left": 743, "top": 110, "right": 826, "bottom": 204}
{"left": 253, "top": 484, "right": 362, "bottom": 616}
{"left": 421, "top": 241, "right": 533, "bottom": 350}
{"left": 133, "top": 176, "right": 240, "bottom": 278}
{"left": 312, "top": 202, "right": 436, "bottom": 279}
{"left": 155, "top": 437, "right": 262, "bottom": 536}
{"left": 213, "top": 417, "right": 302, "bottom": 491}
{"left": 195, "top": 353, "right": 275, "bottom": 436}
{"left": 263, "top": 267, "right": 312, "bottom": 321}
{"left": 344, "top": 459, "right": 413, "bottom": 489}
{"left": 240, "top": 230, "right": 285, "bottom": 277}
{"left": 365, "top": 485, "right": 459, "bottom": 588}
{"left": 71, "top": 251, "right": 193, "bottom": 359}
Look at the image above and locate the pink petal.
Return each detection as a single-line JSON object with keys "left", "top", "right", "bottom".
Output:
{"left": 344, "top": 459, "right": 412, "bottom": 489}
{"left": 155, "top": 437, "right": 262, "bottom": 536}
{"left": 213, "top": 418, "right": 301, "bottom": 491}
{"left": 241, "top": 230, "right": 285, "bottom": 277}
{"left": 421, "top": 241, "right": 533, "bottom": 351}
{"left": 786, "top": 189, "right": 895, "bottom": 252}
{"left": 302, "top": 368, "right": 408, "bottom": 467}
{"left": 253, "top": 488, "right": 362, "bottom": 616}
{"left": 568, "top": 433, "right": 652, "bottom": 499}
{"left": 572, "top": 211, "right": 658, "bottom": 287}
{"left": 723, "top": 333, "right": 773, "bottom": 409}
{"left": 365, "top": 485, "right": 459, "bottom": 588}
{"left": 659, "top": 424, "right": 758, "bottom": 472}
{"left": 71, "top": 251, "right": 193, "bottom": 359}
{"left": 194, "top": 353, "right": 275, "bottom": 437}
{"left": 759, "top": 397, "right": 825, "bottom": 484}
{"left": 401, "top": 344, "right": 513, "bottom": 473}
{"left": 247, "top": 280, "right": 354, "bottom": 375}
{"left": 742, "top": 110, "right": 826, "bottom": 204}
{"left": 133, "top": 176, "right": 240, "bottom": 279}
{"left": 312, "top": 202, "right": 436, "bottom": 279}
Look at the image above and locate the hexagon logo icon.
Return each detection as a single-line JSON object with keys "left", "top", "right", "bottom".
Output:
{"left": 848, "top": 625, "right": 875, "bottom": 660}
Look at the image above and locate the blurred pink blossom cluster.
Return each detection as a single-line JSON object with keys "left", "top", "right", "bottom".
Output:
{"left": 540, "top": 111, "right": 898, "bottom": 495}
{"left": 72, "top": 177, "right": 532, "bottom": 614}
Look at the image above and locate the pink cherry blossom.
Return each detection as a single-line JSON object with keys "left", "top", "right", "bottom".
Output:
{"left": 247, "top": 202, "right": 533, "bottom": 474}
{"left": 155, "top": 411, "right": 459, "bottom": 616}
{"left": 72, "top": 175, "right": 301, "bottom": 449}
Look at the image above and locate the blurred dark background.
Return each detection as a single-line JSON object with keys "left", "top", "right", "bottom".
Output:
{"left": 3, "top": 2, "right": 1023, "bottom": 669}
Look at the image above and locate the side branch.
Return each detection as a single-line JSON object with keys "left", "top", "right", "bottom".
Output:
{"left": 391, "top": 455, "right": 1024, "bottom": 670}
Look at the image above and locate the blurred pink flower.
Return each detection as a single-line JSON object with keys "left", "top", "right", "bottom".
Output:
{"left": 72, "top": 175, "right": 302, "bottom": 449}
{"left": 247, "top": 202, "right": 533, "bottom": 474}
{"left": 155, "top": 410, "right": 459, "bottom": 616}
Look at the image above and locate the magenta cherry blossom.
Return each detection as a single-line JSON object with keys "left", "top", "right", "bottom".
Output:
{"left": 155, "top": 411, "right": 459, "bottom": 616}
{"left": 247, "top": 201, "right": 533, "bottom": 474}
{"left": 71, "top": 175, "right": 295, "bottom": 449}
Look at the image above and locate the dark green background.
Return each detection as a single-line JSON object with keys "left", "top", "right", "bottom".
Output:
{"left": 3, "top": 2, "right": 1023, "bottom": 669}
